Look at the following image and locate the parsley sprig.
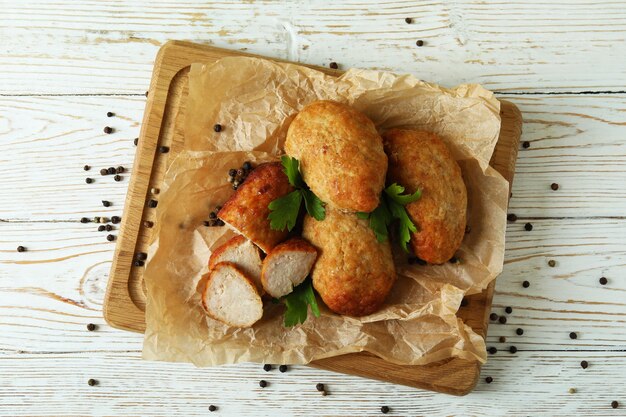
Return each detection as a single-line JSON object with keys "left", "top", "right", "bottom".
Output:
{"left": 268, "top": 156, "right": 326, "bottom": 231}
{"left": 357, "top": 183, "right": 421, "bottom": 252}
{"left": 281, "top": 279, "right": 320, "bottom": 327}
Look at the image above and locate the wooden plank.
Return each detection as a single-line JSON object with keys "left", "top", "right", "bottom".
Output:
{"left": 2, "top": 94, "right": 625, "bottom": 221}
{"left": 0, "top": 351, "right": 624, "bottom": 416}
{"left": 2, "top": 218, "right": 624, "bottom": 354}
{"left": 2, "top": 1, "right": 626, "bottom": 94}
{"left": 99, "top": 41, "right": 520, "bottom": 395}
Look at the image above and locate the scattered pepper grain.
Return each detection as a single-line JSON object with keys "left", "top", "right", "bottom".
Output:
{"left": 499, "top": 316, "right": 507, "bottom": 324}
{"left": 416, "top": 40, "right": 424, "bottom": 47}
{"left": 569, "top": 332, "right": 578, "bottom": 339}
{"left": 522, "top": 141, "right": 530, "bottom": 149}
{"left": 259, "top": 380, "right": 267, "bottom": 388}
{"left": 507, "top": 213, "right": 517, "bottom": 222}
{"left": 106, "top": 234, "right": 115, "bottom": 242}
{"left": 551, "top": 183, "right": 559, "bottom": 191}
{"left": 213, "top": 124, "right": 222, "bottom": 132}
{"left": 516, "top": 328, "right": 524, "bottom": 335}
{"left": 279, "top": 365, "right": 288, "bottom": 373}
{"left": 381, "top": 406, "right": 390, "bottom": 414}
{"left": 524, "top": 222, "right": 533, "bottom": 231}
{"left": 103, "top": 126, "right": 113, "bottom": 134}
{"left": 485, "top": 376, "right": 493, "bottom": 383}
{"left": 522, "top": 280, "right": 530, "bottom": 288}
{"left": 263, "top": 364, "right": 272, "bottom": 372}
{"left": 87, "top": 323, "right": 96, "bottom": 331}
{"left": 329, "top": 62, "right": 338, "bottom": 69}
{"left": 548, "top": 259, "right": 556, "bottom": 267}
{"left": 505, "top": 306, "right": 513, "bottom": 314}
{"left": 87, "top": 379, "right": 97, "bottom": 386}
{"left": 580, "top": 360, "right": 588, "bottom": 369}
{"left": 599, "top": 277, "right": 608, "bottom": 285}
{"left": 17, "top": 246, "right": 26, "bottom": 252}
{"left": 85, "top": 178, "right": 93, "bottom": 184}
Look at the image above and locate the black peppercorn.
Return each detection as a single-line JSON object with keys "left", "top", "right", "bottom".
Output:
{"left": 279, "top": 365, "right": 288, "bottom": 373}
{"left": 499, "top": 316, "right": 507, "bottom": 324}
{"left": 209, "top": 212, "right": 217, "bottom": 219}
{"left": 87, "top": 323, "right": 96, "bottom": 331}
{"left": 113, "top": 174, "right": 122, "bottom": 182}
{"left": 405, "top": 17, "right": 412, "bottom": 24}
{"left": 569, "top": 332, "right": 577, "bottom": 339}
{"left": 83, "top": 165, "right": 90, "bottom": 171}
{"left": 209, "top": 405, "right": 217, "bottom": 412}
{"left": 524, "top": 222, "right": 533, "bottom": 231}
{"left": 522, "top": 141, "right": 530, "bottom": 149}
{"left": 228, "top": 169, "right": 237, "bottom": 177}
{"left": 580, "top": 360, "right": 588, "bottom": 369}
{"left": 159, "top": 146, "right": 169, "bottom": 153}
{"left": 612, "top": 401, "right": 619, "bottom": 409}
{"left": 133, "top": 137, "right": 138, "bottom": 146}
{"left": 259, "top": 380, "right": 267, "bottom": 388}
{"left": 213, "top": 124, "right": 222, "bottom": 132}
{"left": 148, "top": 199, "right": 158, "bottom": 208}
{"left": 107, "top": 167, "right": 116, "bottom": 175}
{"left": 105, "top": 224, "right": 113, "bottom": 232}
{"left": 103, "top": 126, "right": 113, "bottom": 134}
{"left": 381, "top": 406, "right": 390, "bottom": 414}
{"left": 485, "top": 376, "right": 493, "bottom": 383}
{"left": 87, "top": 378, "right": 97, "bottom": 386}
{"left": 449, "top": 256, "right": 459, "bottom": 264}
{"left": 522, "top": 280, "right": 530, "bottom": 288}
{"left": 516, "top": 328, "right": 524, "bottom": 335}
{"left": 509, "top": 346, "right": 517, "bottom": 354}
{"left": 316, "top": 383, "right": 325, "bottom": 392}
{"left": 106, "top": 234, "right": 115, "bottom": 242}
{"left": 97, "top": 225, "right": 105, "bottom": 232}
{"left": 548, "top": 259, "right": 556, "bottom": 267}
{"left": 243, "top": 161, "right": 252, "bottom": 170}
{"left": 143, "top": 220, "right": 153, "bottom": 228}
{"left": 505, "top": 306, "right": 513, "bottom": 314}
{"left": 507, "top": 213, "right": 517, "bottom": 222}
{"left": 145, "top": 91, "right": 149, "bottom": 97}
{"left": 100, "top": 168, "right": 108, "bottom": 176}
{"left": 416, "top": 40, "right": 424, "bottom": 47}
{"left": 102, "top": 200, "right": 111, "bottom": 207}
{"left": 85, "top": 178, "right": 93, "bottom": 184}
{"left": 17, "top": 245, "right": 26, "bottom": 252}
{"left": 136, "top": 252, "right": 147, "bottom": 261}
{"left": 80, "top": 217, "right": 90, "bottom": 223}
{"left": 107, "top": 112, "right": 114, "bottom": 117}
{"left": 216, "top": 219, "right": 225, "bottom": 226}
{"left": 203, "top": 220, "right": 211, "bottom": 227}
{"left": 488, "top": 347, "right": 497, "bottom": 354}
{"left": 599, "top": 277, "right": 608, "bottom": 285}
{"left": 116, "top": 166, "right": 125, "bottom": 174}
{"left": 551, "top": 183, "right": 559, "bottom": 191}
{"left": 133, "top": 260, "right": 144, "bottom": 267}
{"left": 263, "top": 364, "right": 272, "bottom": 372}
{"left": 329, "top": 62, "right": 338, "bottom": 69}
{"left": 499, "top": 336, "right": 506, "bottom": 343}
{"left": 111, "top": 216, "right": 121, "bottom": 224}
{"left": 490, "top": 313, "right": 498, "bottom": 321}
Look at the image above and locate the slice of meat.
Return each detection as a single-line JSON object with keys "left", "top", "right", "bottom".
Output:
{"left": 217, "top": 162, "right": 294, "bottom": 253}
{"left": 261, "top": 238, "right": 318, "bottom": 298}
{"left": 209, "top": 235, "right": 263, "bottom": 290}
{"left": 201, "top": 262, "right": 263, "bottom": 328}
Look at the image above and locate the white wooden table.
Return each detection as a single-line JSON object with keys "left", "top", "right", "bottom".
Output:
{"left": 1, "top": 2, "right": 625, "bottom": 416}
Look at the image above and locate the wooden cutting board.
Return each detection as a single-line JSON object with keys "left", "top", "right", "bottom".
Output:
{"left": 103, "top": 40, "right": 522, "bottom": 396}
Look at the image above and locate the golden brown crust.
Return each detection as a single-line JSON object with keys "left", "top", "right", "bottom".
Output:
{"left": 217, "top": 162, "right": 293, "bottom": 253}
{"left": 302, "top": 208, "right": 396, "bottom": 317}
{"left": 285, "top": 100, "right": 387, "bottom": 213}
{"left": 383, "top": 129, "right": 467, "bottom": 264}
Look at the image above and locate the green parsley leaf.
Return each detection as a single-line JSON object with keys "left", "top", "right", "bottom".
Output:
{"left": 386, "top": 198, "right": 418, "bottom": 252}
{"left": 268, "top": 190, "right": 302, "bottom": 232}
{"left": 384, "top": 183, "right": 422, "bottom": 205}
{"left": 302, "top": 189, "right": 326, "bottom": 221}
{"left": 368, "top": 198, "right": 392, "bottom": 243}
{"left": 280, "top": 155, "right": 305, "bottom": 188}
{"left": 283, "top": 279, "right": 320, "bottom": 327}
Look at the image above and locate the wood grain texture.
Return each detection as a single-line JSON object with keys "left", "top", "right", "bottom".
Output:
{"left": 1, "top": 1, "right": 625, "bottom": 415}
{"left": 2, "top": 94, "right": 625, "bottom": 220}
{"left": 0, "top": 351, "right": 624, "bottom": 417}
{"left": 2, "top": 218, "right": 624, "bottom": 354}
{"left": 100, "top": 41, "right": 521, "bottom": 395}
{"left": 2, "top": 1, "right": 626, "bottom": 94}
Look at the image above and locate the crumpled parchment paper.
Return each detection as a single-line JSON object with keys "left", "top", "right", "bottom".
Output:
{"left": 142, "top": 57, "right": 508, "bottom": 367}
